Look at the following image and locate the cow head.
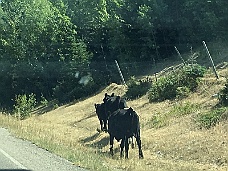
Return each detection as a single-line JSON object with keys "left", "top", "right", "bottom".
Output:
{"left": 103, "top": 93, "right": 115, "bottom": 103}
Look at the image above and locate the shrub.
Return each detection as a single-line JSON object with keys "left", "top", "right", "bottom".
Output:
{"left": 40, "top": 94, "right": 48, "bottom": 106}
{"left": 148, "top": 75, "right": 177, "bottom": 102}
{"left": 196, "top": 107, "right": 227, "bottom": 129}
{"left": 218, "top": 80, "right": 228, "bottom": 106}
{"left": 125, "top": 76, "right": 152, "bottom": 99}
{"left": 178, "top": 64, "right": 206, "bottom": 91}
{"left": 148, "top": 64, "right": 206, "bottom": 102}
{"left": 176, "top": 86, "right": 190, "bottom": 99}
{"left": 14, "top": 93, "right": 37, "bottom": 119}
{"left": 183, "top": 63, "right": 206, "bottom": 78}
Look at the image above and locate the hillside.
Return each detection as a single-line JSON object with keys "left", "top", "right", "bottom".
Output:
{"left": 0, "top": 62, "right": 228, "bottom": 171}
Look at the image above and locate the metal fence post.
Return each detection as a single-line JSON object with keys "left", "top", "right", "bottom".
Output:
{"left": 202, "top": 41, "right": 219, "bottom": 79}
{"left": 174, "top": 46, "right": 186, "bottom": 65}
{"left": 115, "top": 60, "right": 126, "bottom": 85}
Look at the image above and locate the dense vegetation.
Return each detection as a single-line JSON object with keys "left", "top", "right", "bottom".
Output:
{"left": 148, "top": 64, "right": 206, "bottom": 102}
{"left": 0, "top": 0, "right": 227, "bottom": 111}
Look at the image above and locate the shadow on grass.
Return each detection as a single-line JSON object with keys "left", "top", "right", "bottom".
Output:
{"left": 32, "top": 105, "right": 55, "bottom": 115}
{"left": 71, "top": 113, "right": 97, "bottom": 127}
{"left": 81, "top": 132, "right": 109, "bottom": 149}
{"left": 81, "top": 132, "right": 101, "bottom": 144}
{"left": 32, "top": 99, "right": 60, "bottom": 115}
{"left": 81, "top": 132, "right": 123, "bottom": 158}
{"left": 92, "top": 136, "right": 110, "bottom": 148}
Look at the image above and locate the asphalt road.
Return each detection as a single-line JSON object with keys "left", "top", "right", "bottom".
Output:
{"left": 0, "top": 128, "right": 87, "bottom": 171}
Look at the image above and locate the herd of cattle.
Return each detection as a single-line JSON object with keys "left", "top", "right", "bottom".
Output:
{"left": 94, "top": 93, "right": 144, "bottom": 159}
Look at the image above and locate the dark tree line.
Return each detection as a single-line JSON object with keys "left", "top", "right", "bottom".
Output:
{"left": 0, "top": 0, "right": 227, "bottom": 109}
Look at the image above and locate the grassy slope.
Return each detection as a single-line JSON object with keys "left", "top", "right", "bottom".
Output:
{"left": 0, "top": 42, "right": 228, "bottom": 171}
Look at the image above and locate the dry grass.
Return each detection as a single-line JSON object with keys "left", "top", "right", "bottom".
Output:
{"left": 0, "top": 65, "right": 228, "bottom": 171}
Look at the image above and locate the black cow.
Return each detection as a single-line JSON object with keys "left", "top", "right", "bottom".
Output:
{"left": 103, "top": 93, "right": 128, "bottom": 114}
{"left": 108, "top": 107, "right": 144, "bottom": 159}
{"left": 94, "top": 103, "right": 108, "bottom": 132}
{"left": 102, "top": 93, "right": 136, "bottom": 150}
{"left": 94, "top": 93, "right": 128, "bottom": 132}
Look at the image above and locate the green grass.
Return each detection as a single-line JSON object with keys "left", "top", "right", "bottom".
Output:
{"left": 169, "top": 102, "right": 201, "bottom": 117}
{"left": 196, "top": 107, "right": 227, "bottom": 129}
{"left": 143, "top": 102, "right": 201, "bottom": 129}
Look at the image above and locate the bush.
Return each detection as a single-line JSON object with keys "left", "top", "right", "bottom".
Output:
{"left": 148, "top": 75, "right": 177, "bottom": 102}
{"left": 148, "top": 64, "right": 206, "bottom": 102}
{"left": 196, "top": 107, "right": 227, "bottom": 129}
{"left": 125, "top": 76, "right": 152, "bottom": 99}
{"left": 218, "top": 80, "right": 228, "bottom": 106}
{"left": 176, "top": 86, "right": 190, "bottom": 99}
{"left": 40, "top": 94, "right": 48, "bottom": 106}
{"left": 14, "top": 93, "right": 37, "bottom": 119}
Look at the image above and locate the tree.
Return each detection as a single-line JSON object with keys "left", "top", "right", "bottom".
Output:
{"left": 0, "top": 0, "right": 91, "bottom": 108}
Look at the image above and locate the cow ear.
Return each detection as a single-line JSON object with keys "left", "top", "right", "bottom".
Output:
{"left": 111, "top": 93, "right": 114, "bottom": 97}
{"left": 129, "top": 107, "right": 133, "bottom": 112}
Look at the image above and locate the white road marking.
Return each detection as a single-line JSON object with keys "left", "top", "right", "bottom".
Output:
{"left": 0, "top": 147, "right": 28, "bottom": 169}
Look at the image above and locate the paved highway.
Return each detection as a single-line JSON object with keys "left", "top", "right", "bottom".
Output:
{"left": 0, "top": 128, "right": 87, "bottom": 171}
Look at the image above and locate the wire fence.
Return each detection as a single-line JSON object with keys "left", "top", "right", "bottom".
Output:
{"left": 1, "top": 41, "right": 226, "bottom": 85}
{"left": 89, "top": 59, "right": 184, "bottom": 84}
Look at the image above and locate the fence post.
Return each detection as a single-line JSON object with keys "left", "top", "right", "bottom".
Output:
{"left": 202, "top": 41, "right": 219, "bottom": 79}
{"left": 174, "top": 46, "right": 186, "bottom": 65}
{"left": 115, "top": 60, "right": 126, "bottom": 85}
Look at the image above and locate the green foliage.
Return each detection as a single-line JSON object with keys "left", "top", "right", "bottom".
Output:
{"left": 0, "top": 0, "right": 227, "bottom": 110}
{"left": 53, "top": 74, "right": 100, "bottom": 104}
{"left": 169, "top": 102, "right": 201, "bottom": 117}
{"left": 176, "top": 86, "right": 190, "bottom": 99}
{"left": 149, "top": 102, "right": 200, "bottom": 129}
{"left": 56, "top": 0, "right": 228, "bottom": 62}
{"left": 149, "top": 114, "right": 168, "bottom": 129}
{"left": 14, "top": 93, "right": 37, "bottom": 119}
{"left": 125, "top": 76, "right": 152, "bottom": 99}
{"left": 148, "top": 75, "right": 177, "bottom": 102}
{"left": 40, "top": 94, "right": 48, "bottom": 107}
{"left": 196, "top": 107, "right": 227, "bottom": 129}
{"left": 0, "top": 0, "right": 92, "bottom": 108}
{"left": 218, "top": 80, "right": 228, "bottom": 106}
{"left": 148, "top": 64, "right": 206, "bottom": 102}
{"left": 183, "top": 64, "right": 206, "bottom": 78}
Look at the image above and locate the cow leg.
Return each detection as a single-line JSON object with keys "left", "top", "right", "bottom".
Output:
{"left": 103, "top": 119, "right": 108, "bottom": 132}
{"left": 109, "top": 134, "right": 114, "bottom": 156}
{"left": 130, "top": 136, "right": 134, "bottom": 149}
{"left": 99, "top": 119, "right": 103, "bottom": 131}
{"left": 135, "top": 135, "right": 144, "bottom": 159}
{"left": 125, "top": 137, "right": 129, "bottom": 159}
{"left": 120, "top": 139, "right": 124, "bottom": 158}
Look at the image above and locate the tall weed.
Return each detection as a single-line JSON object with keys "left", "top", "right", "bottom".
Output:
{"left": 14, "top": 93, "right": 37, "bottom": 119}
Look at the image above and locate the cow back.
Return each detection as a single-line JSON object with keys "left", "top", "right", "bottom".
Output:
{"left": 108, "top": 108, "right": 139, "bottom": 141}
